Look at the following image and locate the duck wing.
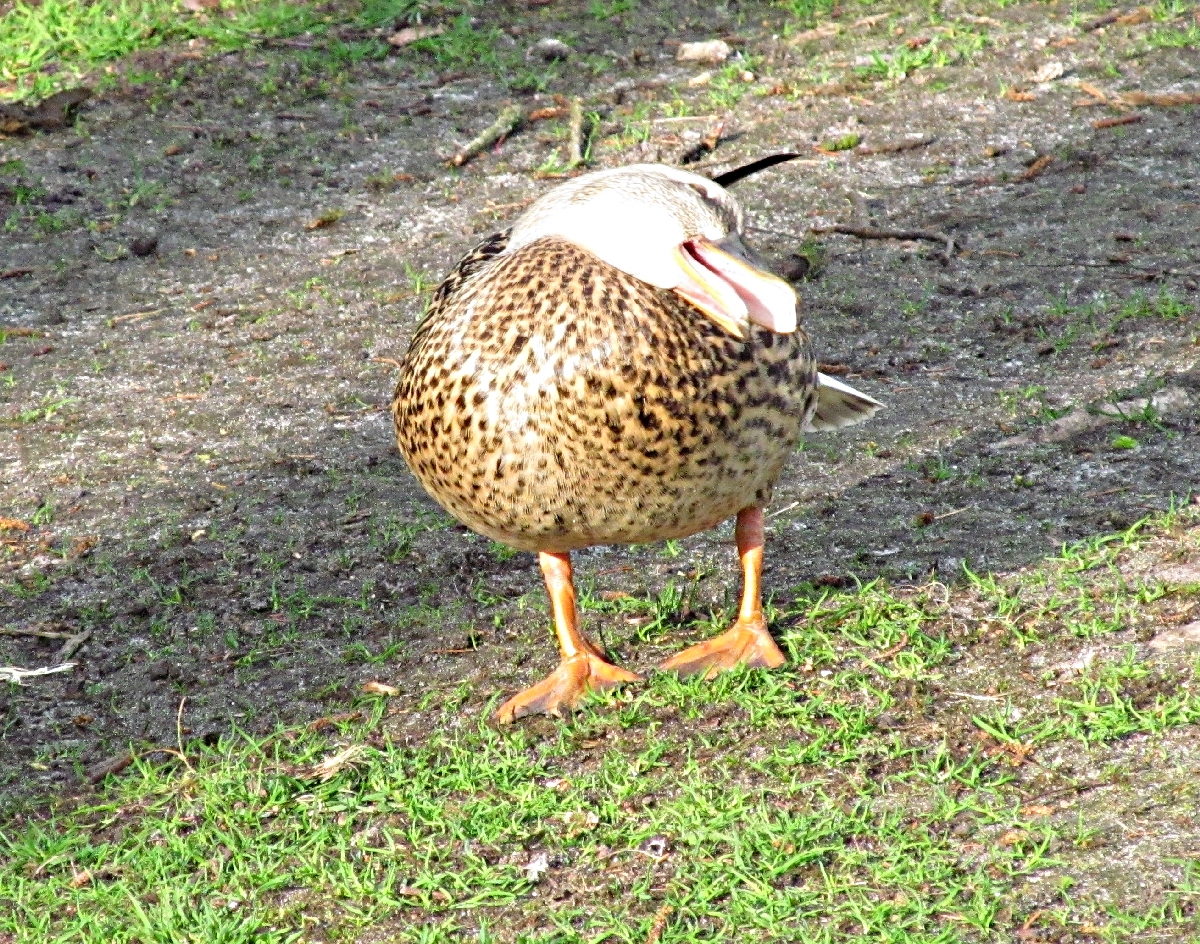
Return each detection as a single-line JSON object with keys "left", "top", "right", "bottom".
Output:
{"left": 417, "top": 228, "right": 512, "bottom": 329}
{"left": 804, "top": 373, "right": 883, "bottom": 431}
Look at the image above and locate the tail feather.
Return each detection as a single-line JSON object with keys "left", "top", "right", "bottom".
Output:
{"left": 804, "top": 373, "right": 883, "bottom": 431}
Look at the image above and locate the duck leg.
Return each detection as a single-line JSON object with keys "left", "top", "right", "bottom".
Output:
{"left": 658, "top": 507, "right": 786, "bottom": 678}
{"left": 495, "top": 551, "right": 642, "bottom": 724}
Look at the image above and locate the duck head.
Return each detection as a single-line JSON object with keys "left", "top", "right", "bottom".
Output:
{"left": 504, "top": 164, "right": 797, "bottom": 338}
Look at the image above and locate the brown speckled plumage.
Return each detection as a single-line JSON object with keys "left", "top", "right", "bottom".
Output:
{"left": 392, "top": 232, "right": 817, "bottom": 553}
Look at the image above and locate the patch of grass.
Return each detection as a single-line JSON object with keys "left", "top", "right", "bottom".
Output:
{"left": 858, "top": 29, "right": 989, "bottom": 82}
{"left": 0, "top": 0, "right": 436, "bottom": 101}
{"left": 706, "top": 60, "right": 760, "bottom": 110}
{"left": 776, "top": 0, "right": 837, "bottom": 27}
{"left": 1113, "top": 288, "right": 1192, "bottom": 324}
{"left": 1147, "top": 21, "right": 1200, "bottom": 48}
{"left": 819, "top": 131, "right": 861, "bottom": 151}
{"left": 588, "top": 0, "right": 636, "bottom": 20}
{"left": 4, "top": 508, "right": 1200, "bottom": 940}
{"left": 8, "top": 392, "right": 77, "bottom": 427}
{"left": 407, "top": 13, "right": 497, "bottom": 71}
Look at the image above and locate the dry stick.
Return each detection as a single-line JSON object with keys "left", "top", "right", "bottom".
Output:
{"left": 1016, "top": 154, "right": 1053, "bottom": 182}
{"left": 110, "top": 308, "right": 166, "bottom": 325}
{"left": 85, "top": 747, "right": 184, "bottom": 784}
{"left": 176, "top": 697, "right": 195, "bottom": 774}
{"left": 876, "top": 631, "right": 910, "bottom": 660}
{"left": 1122, "top": 91, "right": 1200, "bottom": 106}
{"left": 1082, "top": 10, "right": 1122, "bottom": 30}
{"left": 811, "top": 224, "right": 955, "bottom": 259}
{"left": 56, "top": 628, "right": 92, "bottom": 663}
{"left": 0, "top": 627, "right": 75, "bottom": 639}
{"left": 645, "top": 905, "right": 675, "bottom": 944}
{"left": 449, "top": 104, "right": 523, "bottom": 168}
{"left": 566, "top": 96, "right": 585, "bottom": 168}
{"left": 1094, "top": 114, "right": 1143, "bottom": 129}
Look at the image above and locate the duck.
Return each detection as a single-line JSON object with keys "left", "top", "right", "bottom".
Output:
{"left": 392, "top": 158, "right": 881, "bottom": 723}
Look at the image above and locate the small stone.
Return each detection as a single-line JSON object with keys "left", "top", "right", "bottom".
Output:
{"left": 147, "top": 661, "right": 171, "bottom": 681}
{"left": 528, "top": 38, "right": 572, "bottom": 61}
{"left": 782, "top": 254, "right": 810, "bottom": 282}
{"left": 1156, "top": 563, "right": 1200, "bottom": 585}
{"left": 1148, "top": 622, "right": 1200, "bottom": 652}
{"left": 676, "top": 39, "right": 731, "bottom": 64}
{"left": 130, "top": 235, "right": 158, "bottom": 257}
{"left": 1028, "top": 60, "right": 1065, "bottom": 84}
{"left": 937, "top": 556, "right": 964, "bottom": 577}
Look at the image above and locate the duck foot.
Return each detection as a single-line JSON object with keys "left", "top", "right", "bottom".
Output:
{"left": 658, "top": 614, "right": 785, "bottom": 680}
{"left": 495, "top": 653, "right": 642, "bottom": 724}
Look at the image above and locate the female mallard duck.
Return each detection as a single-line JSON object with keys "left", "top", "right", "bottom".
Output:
{"left": 392, "top": 160, "right": 880, "bottom": 723}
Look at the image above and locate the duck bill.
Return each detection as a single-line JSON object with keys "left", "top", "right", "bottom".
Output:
{"left": 672, "top": 235, "right": 798, "bottom": 338}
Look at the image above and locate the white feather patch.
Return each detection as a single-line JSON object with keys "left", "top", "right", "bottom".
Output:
{"left": 803, "top": 373, "right": 883, "bottom": 432}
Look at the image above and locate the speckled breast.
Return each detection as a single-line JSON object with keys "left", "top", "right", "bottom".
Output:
{"left": 392, "top": 237, "right": 816, "bottom": 553}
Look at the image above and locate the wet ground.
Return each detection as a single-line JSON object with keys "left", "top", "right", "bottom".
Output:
{"left": 1, "top": 0, "right": 1197, "bottom": 860}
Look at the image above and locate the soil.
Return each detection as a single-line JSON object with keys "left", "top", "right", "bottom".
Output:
{"left": 1, "top": 0, "right": 1198, "bottom": 906}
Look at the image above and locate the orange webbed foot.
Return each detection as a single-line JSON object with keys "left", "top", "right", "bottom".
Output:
{"left": 657, "top": 613, "right": 785, "bottom": 680}
{"left": 495, "top": 652, "right": 642, "bottom": 724}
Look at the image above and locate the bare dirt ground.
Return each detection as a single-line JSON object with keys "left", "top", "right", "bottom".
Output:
{"left": 2, "top": 0, "right": 1198, "bottom": 912}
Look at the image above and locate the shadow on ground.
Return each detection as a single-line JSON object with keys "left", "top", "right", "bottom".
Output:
{"left": 1, "top": 0, "right": 1197, "bottom": 817}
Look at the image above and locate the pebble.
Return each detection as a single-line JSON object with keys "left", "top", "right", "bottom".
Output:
{"left": 676, "top": 39, "right": 731, "bottom": 64}
{"left": 130, "top": 235, "right": 158, "bottom": 257}
{"left": 528, "top": 38, "right": 572, "bottom": 61}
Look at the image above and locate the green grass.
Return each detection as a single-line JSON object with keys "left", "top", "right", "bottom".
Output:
{"left": 4, "top": 509, "right": 1200, "bottom": 941}
{"left": 0, "top": 0, "right": 429, "bottom": 101}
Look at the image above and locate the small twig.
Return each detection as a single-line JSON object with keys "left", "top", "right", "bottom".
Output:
{"left": 370, "top": 356, "right": 405, "bottom": 369}
{"left": 85, "top": 752, "right": 135, "bottom": 783}
{"left": 645, "top": 905, "right": 675, "bottom": 944}
{"left": 1122, "top": 91, "right": 1200, "bottom": 107}
{"left": 85, "top": 746, "right": 185, "bottom": 784}
{"left": 448, "top": 104, "right": 523, "bottom": 167}
{"left": 109, "top": 308, "right": 166, "bottom": 325}
{"left": 566, "top": 96, "right": 585, "bottom": 168}
{"left": 767, "top": 501, "right": 800, "bottom": 519}
{"left": 176, "top": 696, "right": 195, "bottom": 774}
{"left": 527, "top": 105, "right": 566, "bottom": 121}
{"left": 1016, "top": 155, "right": 1053, "bottom": 182}
{"left": 55, "top": 628, "right": 92, "bottom": 663}
{"left": 811, "top": 224, "right": 955, "bottom": 259}
{"left": 876, "top": 631, "right": 909, "bottom": 660}
{"left": 933, "top": 504, "right": 975, "bottom": 521}
{"left": 1082, "top": 10, "right": 1121, "bottom": 30}
{"left": 0, "top": 663, "right": 76, "bottom": 685}
{"left": 0, "top": 627, "right": 74, "bottom": 639}
{"left": 1094, "top": 113, "right": 1143, "bottom": 129}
